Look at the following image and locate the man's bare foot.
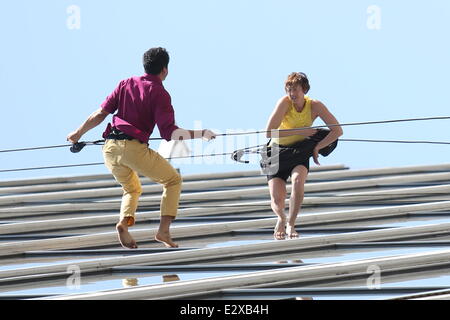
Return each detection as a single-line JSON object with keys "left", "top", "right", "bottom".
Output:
{"left": 286, "top": 224, "right": 299, "bottom": 239}
{"left": 274, "top": 218, "right": 286, "bottom": 240}
{"left": 116, "top": 221, "right": 138, "bottom": 249}
{"left": 155, "top": 231, "right": 178, "bottom": 248}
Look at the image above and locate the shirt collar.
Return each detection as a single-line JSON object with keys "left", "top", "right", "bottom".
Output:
{"left": 143, "top": 73, "right": 163, "bottom": 84}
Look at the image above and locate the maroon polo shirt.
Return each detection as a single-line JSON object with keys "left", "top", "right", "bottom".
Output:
{"left": 101, "top": 73, "right": 179, "bottom": 143}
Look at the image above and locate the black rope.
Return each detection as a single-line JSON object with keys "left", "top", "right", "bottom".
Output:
{"left": 1, "top": 115, "right": 450, "bottom": 154}
{"left": 215, "top": 116, "right": 450, "bottom": 137}
{"left": 2, "top": 136, "right": 450, "bottom": 173}
{"left": 2, "top": 138, "right": 450, "bottom": 173}
{"left": 0, "top": 141, "right": 102, "bottom": 154}
{"left": 0, "top": 138, "right": 158, "bottom": 153}
{"left": 0, "top": 152, "right": 237, "bottom": 173}
{"left": 0, "top": 162, "right": 104, "bottom": 173}
{"left": 0, "top": 143, "right": 73, "bottom": 153}
{"left": 2, "top": 137, "right": 447, "bottom": 156}
{"left": 340, "top": 138, "right": 450, "bottom": 145}
{"left": 2, "top": 115, "right": 450, "bottom": 173}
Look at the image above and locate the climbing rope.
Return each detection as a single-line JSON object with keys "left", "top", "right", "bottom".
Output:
{"left": 1, "top": 115, "right": 450, "bottom": 173}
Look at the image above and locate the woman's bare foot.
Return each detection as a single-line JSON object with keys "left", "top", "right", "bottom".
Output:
{"left": 116, "top": 220, "right": 138, "bottom": 249}
{"left": 155, "top": 231, "right": 178, "bottom": 248}
{"left": 273, "top": 218, "right": 286, "bottom": 240}
{"left": 286, "top": 224, "right": 299, "bottom": 239}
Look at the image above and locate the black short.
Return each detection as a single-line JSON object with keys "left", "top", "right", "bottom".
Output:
{"left": 266, "top": 158, "right": 310, "bottom": 182}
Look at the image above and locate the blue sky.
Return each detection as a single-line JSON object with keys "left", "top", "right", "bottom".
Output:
{"left": 1, "top": 0, "right": 450, "bottom": 180}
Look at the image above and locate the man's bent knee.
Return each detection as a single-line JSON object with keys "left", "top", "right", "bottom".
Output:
{"left": 123, "top": 185, "right": 142, "bottom": 197}
{"left": 166, "top": 172, "right": 182, "bottom": 188}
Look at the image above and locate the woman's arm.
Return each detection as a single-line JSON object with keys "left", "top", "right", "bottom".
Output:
{"left": 311, "top": 100, "right": 343, "bottom": 164}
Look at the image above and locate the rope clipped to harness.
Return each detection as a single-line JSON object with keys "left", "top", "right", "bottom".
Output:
{"left": 231, "top": 145, "right": 265, "bottom": 163}
{"left": 231, "top": 129, "right": 339, "bottom": 173}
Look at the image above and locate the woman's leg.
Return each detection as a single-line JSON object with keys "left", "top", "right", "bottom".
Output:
{"left": 268, "top": 177, "right": 287, "bottom": 240}
{"left": 287, "top": 165, "right": 309, "bottom": 238}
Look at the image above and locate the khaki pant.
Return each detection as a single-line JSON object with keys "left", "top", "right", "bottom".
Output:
{"left": 102, "top": 139, "right": 182, "bottom": 226}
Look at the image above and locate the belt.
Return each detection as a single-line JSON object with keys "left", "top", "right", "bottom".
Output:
{"left": 106, "top": 128, "right": 135, "bottom": 141}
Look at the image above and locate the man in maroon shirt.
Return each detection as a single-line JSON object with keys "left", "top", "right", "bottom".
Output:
{"left": 67, "top": 47, "right": 216, "bottom": 248}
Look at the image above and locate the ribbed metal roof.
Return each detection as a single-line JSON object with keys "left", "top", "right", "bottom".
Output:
{"left": 2, "top": 163, "right": 450, "bottom": 300}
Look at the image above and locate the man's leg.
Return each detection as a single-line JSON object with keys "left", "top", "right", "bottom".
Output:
{"left": 156, "top": 215, "right": 178, "bottom": 248}
{"left": 103, "top": 140, "right": 141, "bottom": 249}
{"left": 113, "top": 168, "right": 141, "bottom": 248}
{"left": 124, "top": 141, "right": 182, "bottom": 248}
{"left": 149, "top": 153, "right": 182, "bottom": 248}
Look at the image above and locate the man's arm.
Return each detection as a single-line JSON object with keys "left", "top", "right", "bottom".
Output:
{"left": 154, "top": 90, "right": 216, "bottom": 141}
{"left": 67, "top": 108, "right": 110, "bottom": 143}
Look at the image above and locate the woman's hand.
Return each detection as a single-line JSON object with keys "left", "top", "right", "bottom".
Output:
{"left": 297, "top": 127, "right": 317, "bottom": 137}
{"left": 312, "top": 146, "right": 320, "bottom": 165}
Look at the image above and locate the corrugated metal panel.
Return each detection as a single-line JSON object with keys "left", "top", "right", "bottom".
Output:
{"left": 1, "top": 163, "right": 450, "bottom": 300}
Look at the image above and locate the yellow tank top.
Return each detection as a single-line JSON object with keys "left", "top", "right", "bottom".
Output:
{"left": 270, "top": 96, "right": 313, "bottom": 146}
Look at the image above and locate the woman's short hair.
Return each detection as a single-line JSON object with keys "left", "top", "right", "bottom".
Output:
{"left": 285, "top": 72, "right": 310, "bottom": 94}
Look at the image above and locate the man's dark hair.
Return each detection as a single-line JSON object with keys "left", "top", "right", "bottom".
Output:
{"left": 143, "top": 47, "right": 170, "bottom": 75}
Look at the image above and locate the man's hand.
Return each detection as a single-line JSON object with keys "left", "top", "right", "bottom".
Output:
{"left": 66, "top": 108, "right": 109, "bottom": 144}
{"left": 67, "top": 130, "right": 82, "bottom": 144}
{"left": 202, "top": 129, "right": 217, "bottom": 141}
{"left": 171, "top": 128, "right": 217, "bottom": 141}
{"left": 312, "top": 146, "right": 320, "bottom": 165}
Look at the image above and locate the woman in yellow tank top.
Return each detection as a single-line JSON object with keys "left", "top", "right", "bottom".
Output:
{"left": 265, "top": 72, "right": 343, "bottom": 240}
{"left": 269, "top": 94, "right": 314, "bottom": 147}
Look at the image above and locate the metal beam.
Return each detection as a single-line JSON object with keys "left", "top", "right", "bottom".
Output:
{"left": 44, "top": 248, "right": 450, "bottom": 300}
{"left": 3, "top": 182, "right": 450, "bottom": 235}
{"left": 2, "top": 166, "right": 450, "bottom": 213}
{"left": 3, "top": 172, "right": 450, "bottom": 222}
{"left": 3, "top": 220, "right": 450, "bottom": 280}
{"left": 1, "top": 200, "right": 450, "bottom": 257}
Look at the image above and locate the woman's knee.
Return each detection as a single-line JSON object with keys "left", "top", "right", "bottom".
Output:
{"left": 291, "top": 175, "right": 306, "bottom": 191}
{"left": 291, "top": 167, "right": 308, "bottom": 190}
